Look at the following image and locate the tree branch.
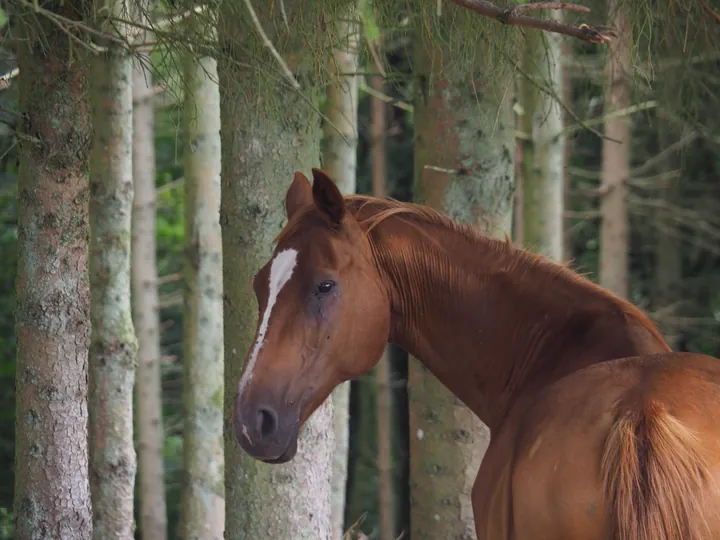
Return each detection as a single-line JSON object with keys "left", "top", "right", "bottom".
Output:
{"left": 697, "top": 0, "right": 720, "bottom": 23}
{"left": 242, "top": 0, "right": 300, "bottom": 89}
{"left": 448, "top": 0, "right": 616, "bottom": 43}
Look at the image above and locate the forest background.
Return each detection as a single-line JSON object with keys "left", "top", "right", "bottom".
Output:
{"left": 0, "top": 0, "right": 718, "bottom": 538}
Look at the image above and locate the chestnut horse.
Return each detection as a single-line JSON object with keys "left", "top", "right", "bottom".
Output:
{"left": 232, "top": 169, "right": 720, "bottom": 539}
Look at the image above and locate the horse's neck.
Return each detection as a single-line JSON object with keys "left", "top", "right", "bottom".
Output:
{"left": 363, "top": 207, "right": 669, "bottom": 430}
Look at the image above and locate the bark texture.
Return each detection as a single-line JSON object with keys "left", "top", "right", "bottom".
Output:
{"left": 322, "top": 8, "right": 361, "bottom": 537}
{"left": 132, "top": 35, "right": 167, "bottom": 540}
{"left": 13, "top": 3, "right": 93, "bottom": 537}
{"left": 410, "top": 21, "right": 515, "bottom": 539}
{"left": 521, "top": 30, "right": 565, "bottom": 260}
{"left": 181, "top": 35, "right": 225, "bottom": 540}
{"left": 88, "top": 2, "right": 138, "bottom": 537}
{"left": 600, "top": 2, "right": 630, "bottom": 298}
{"left": 219, "top": 7, "right": 334, "bottom": 539}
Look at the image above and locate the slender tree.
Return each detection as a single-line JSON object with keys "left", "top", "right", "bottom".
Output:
{"left": 409, "top": 14, "right": 515, "bottom": 539}
{"left": 88, "top": 1, "right": 138, "bottom": 537}
{"left": 321, "top": 5, "right": 361, "bottom": 537}
{"left": 218, "top": 3, "right": 334, "bottom": 538}
{"left": 599, "top": 1, "right": 630, "bottom": 298}
{"left": 132, "top": 3, "right": 167, "bottom": 537}
{"left": 12, "top": 2, "right": 93, "bottom": 537}
{"left": 521, "top": 27, "right": 565, "bottom": 260}
{"left": 370, "top": 72, "right": 395, "bottom": 540}
{"left": 180, "top": 14, "right": 225, "bottom": 539}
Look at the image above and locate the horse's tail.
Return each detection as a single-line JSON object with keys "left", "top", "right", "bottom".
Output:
{"left": 601, "top": 401, "right": 711, "bottom": 540}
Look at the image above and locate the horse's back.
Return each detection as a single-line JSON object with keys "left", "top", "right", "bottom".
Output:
{"left": 510, "top": 351, "right": 720, "bottom": 540}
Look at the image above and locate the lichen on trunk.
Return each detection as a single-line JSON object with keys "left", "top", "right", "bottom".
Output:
{"left": 410, "top": 13, "right": 515, "bottom": 539}
{"left": 180, "top": 17, "right": 225, "bottom": 539}
{"left": 12, "top": 2, "right": 93, "bottom": 537}
{"left": 88, "top": 2, "right": 138, "bottom": 538}
{"left": 219, "top": 4, "right": 334, "bottom": 539}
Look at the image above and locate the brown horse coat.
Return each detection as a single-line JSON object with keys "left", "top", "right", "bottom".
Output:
{"left": 233, "top": 169, "right": 720, "bottom": 539}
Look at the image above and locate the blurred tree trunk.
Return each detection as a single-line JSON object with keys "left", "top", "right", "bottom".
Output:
{"left": 219, "top": 4, "right": 334, "bottom": 538}
{"left": 370, "top": 73, "right": 395, "bottom": 540}
{"left": 88, "top": 2, "right": 138, "bottom": 538}
{"left": 521, "top": 28, "right": 565, "bottom": 260}
{"left": 321, "top": 7, "right": 360, "bottom": 537}
{"left": 600, "top": 2, "right": 630, "bottom": 298}
{"left": 132, "top": 5, "right": 168, "bottom": 537}
{"left": 12, "top": 2, "right": 93, "bottom": 537}
{"left": 653, "top": 126, "right": 682, "bottom": 350}
{"left": 410, "top": 16, "right": 515, "bottom": 539}
{"left": 561, "top": 40, "right": 573, "bottom": 261}
{"left": 180, "top": 16, "right": 225, "bottom": 540}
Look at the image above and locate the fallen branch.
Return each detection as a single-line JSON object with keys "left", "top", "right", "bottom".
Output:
{"left": 448, "top": 0, "right": 616, "bottom": 43}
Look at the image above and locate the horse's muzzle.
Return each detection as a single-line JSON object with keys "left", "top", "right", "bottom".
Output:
{"left": 233, "top": 393, "right": 300, "bottom": 463}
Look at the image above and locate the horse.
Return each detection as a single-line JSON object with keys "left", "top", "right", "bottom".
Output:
{"left": 231, "top": 168, "right": 720, "bottom": 539}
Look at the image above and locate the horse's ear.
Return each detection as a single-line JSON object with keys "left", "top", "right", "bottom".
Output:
{"left": 286, "top": 171, "right": 313, "bottom": 219}
{"left": 311, "top": 168, "right": 345, "bottom": 224}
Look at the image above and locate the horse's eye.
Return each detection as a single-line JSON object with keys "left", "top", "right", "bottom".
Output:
{"left": 315, "top": 280, "right": 335, "bottom": 295}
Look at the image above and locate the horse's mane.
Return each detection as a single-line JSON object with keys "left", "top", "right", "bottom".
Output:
{"left": 277, "top": 193, "right": 670, "bottom": 352}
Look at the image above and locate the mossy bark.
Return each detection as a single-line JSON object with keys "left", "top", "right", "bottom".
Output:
{"left": 88, "top": 3, "right": 138, "bottom": 538}
{"left": 521, "top": 29, "right": 565, "bottom": 261}
{"left": 13, "top": 2, "right": 93, "bottom": 537}
{"left": 410, "top": 19, "right": 515, "bottom": 539}
{"left": 219, "top": 6, "right": 334, "bottom": 539}
{"left": 321, "top": 6, "right": 361, "bottom": 537}
{"left": 180, "top": 29, "right": 225, "bottom": 540}
{"left": 131, "top": 29, "right": 167, "bottom": 540}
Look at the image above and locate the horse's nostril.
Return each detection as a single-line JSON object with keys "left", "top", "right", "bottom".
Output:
{"left": 257, "top": 407, "right": 278, "bottom": 439}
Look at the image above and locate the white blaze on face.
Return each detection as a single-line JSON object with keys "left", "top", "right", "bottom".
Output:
{"left": 237, "top": 248, "right": 299, "bottom": 400}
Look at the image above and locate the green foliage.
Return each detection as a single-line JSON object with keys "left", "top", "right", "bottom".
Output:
{"left": 0, "top": 507, "right": 12, "bottom": 540}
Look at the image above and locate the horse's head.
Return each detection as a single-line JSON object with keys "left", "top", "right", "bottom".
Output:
{"left": 233, "top": 168, "right": 390, "bottom": 463}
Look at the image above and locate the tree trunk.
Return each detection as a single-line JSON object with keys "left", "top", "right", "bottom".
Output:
{"left": 132, "top": 16, "right": 168, "bottom": 539}
{"left": 88, "top": 2, "right": 137, "bottom": 538}
{"left": 521, "top": 29, "right": 565, "bottom": 261}
{"left": 600, "top": 2, "right": 630, "bottom": 298}
{"left": 410, "top": 18, "right": 515, "bottom": 539}
{"left": 219, "top": 6, "right": 334, "bottom": 539}
{"left": 653, "top": 126, "right": 682, "bottom": 349}
{"left": 370, "top": 74, "right": 395, "bottom": 540}
{"left": 13, "top": 3, "right": 93, "bottom": 537}
{"left": 321, "top": 8, "right": 360, "bottom": 537}
{"left": 561, "top": 39, "right": 573, "bottom": 262}
{"left": 180, "top": 19, "right": 225, "bottom": 539}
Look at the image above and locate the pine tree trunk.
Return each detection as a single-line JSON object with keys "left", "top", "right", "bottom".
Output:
{"left": 370, "top": 74, "right": 395, "bottom": 540}
{"left": 561, "top": 40, "right": 573, "bottom": 262}
{"left": 521, "top": 30, "right": 565, "bottom": 261}
{"left": 132, "top": 19, "right": 168, "bottom": 539}
{"left": 653, "top": 128, "right": 682, "bottom": 349}
{"left": 180, "top": 23, "right": 225, "bottom": 539}
{"left": 600, "top": 2, "right": 630, "bottom": 298}
{"left": 13, "top": 3, "right": 93, "bottom": 537}
{"left": 88, "top": 2, "right": 138, "bottom": 538}
{"left": 219, "top": 6, "right": 334, "bottom": 538}
{"left": 321, "top": 7, "right": 360, "bottom": 537}
{"left": 410, "top": 18, "right": 515, "bottom": 539}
